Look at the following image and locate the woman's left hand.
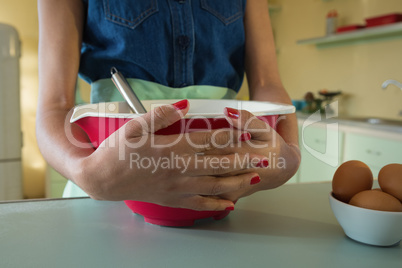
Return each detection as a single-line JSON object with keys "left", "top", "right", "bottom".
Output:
{"left": 216, "top": 107, "right": 301, "bottom": 201}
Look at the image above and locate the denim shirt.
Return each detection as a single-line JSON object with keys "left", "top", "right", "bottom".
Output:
{"left": 79, "top": 0, "right": 246, "bottom": 93}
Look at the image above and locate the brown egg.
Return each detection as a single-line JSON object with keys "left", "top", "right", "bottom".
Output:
{"left": 378, "top": 163, "right": 402, "bottom": 202}
{"left": 332, "top": 160, "right": 373, "bottom": 203}
{"left": 349, "top": 190, "right": 402, "bottom": 212}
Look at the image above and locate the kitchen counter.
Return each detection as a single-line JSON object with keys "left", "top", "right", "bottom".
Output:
{"left": 296, "top": 112, "right": 402, "bottom": 135}
{"left": 0, "top": 182, "right": 400, "bottom": 268}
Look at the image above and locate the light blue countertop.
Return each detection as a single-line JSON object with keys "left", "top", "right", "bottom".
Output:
{"left": 296, "top": 112, "right": 402, "bottom": 134}
{"left": 0, "top": 182, "right": 400, "bottom": 268}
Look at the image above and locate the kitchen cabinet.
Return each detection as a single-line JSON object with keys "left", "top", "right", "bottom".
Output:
{"left": 298, "top": 121, "right": 344, "bottom": 183}
{"left": 295, "top": 113, "right": 402, "bottom": 182}
{"left": 286, "top": 169, "right": 299, "bottom": 183}
{"left": 343, "top": 132, "right": 402, "bottom": 178}
{"left": 45, "top": 166, "right": 67, "bottom": 198}
{"left": 286, "top": 124, "right": 302, "bottom": 184}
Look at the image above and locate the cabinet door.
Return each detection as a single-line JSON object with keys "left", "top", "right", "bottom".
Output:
{"left": 286, "top": 169, "right": 299, "bottom": 184}
{"left": 286, "top": 123, "right": 303, "bottom": 184}
{"left": 46, "top": 166, "right": 68, "bottom": 198}
{"left": 298, "top": 124, "right": 344, "bottom": 182}
{"left": 343, "top": 133, "right": 402, "bottom": 178}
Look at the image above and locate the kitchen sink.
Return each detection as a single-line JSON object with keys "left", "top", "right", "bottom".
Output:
{"left": 338, "top": 117, "right": 402, "bottom": 127}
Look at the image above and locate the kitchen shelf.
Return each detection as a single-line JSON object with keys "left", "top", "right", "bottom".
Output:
{"left": 297, "top": 22, "right": 402, "bottom": 48}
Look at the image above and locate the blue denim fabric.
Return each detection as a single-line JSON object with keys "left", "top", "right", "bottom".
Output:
{"left": 79, "top": 0, "right": 246, "bottom": 92}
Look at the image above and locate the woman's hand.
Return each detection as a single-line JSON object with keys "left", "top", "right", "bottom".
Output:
{"left": 240, "top": 0, "right": 300, "bottom": 201}
{"left": 73, "top": 100, "right": 267, "bottom": 211}
{"left": 217, "top": 107, "right": 301, "bottom": 201}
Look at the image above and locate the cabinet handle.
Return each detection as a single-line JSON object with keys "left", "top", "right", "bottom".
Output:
{"left": 366, "top": 149, "right": 381, "bottom": 156}
{"left": 314, "top": 139, "right": 326, "bottom": 144}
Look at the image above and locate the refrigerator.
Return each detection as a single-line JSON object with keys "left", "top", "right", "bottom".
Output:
{"left": 0, "top": 23, "right": 22, "bottom": 200}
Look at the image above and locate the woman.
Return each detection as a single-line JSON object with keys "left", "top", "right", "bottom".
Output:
{"left": 36, "top": 0, "right": 300, "bottom": 211}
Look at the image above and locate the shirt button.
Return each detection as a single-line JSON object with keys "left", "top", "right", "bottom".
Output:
{"left": 180, "top": 83, "right": 188, "bottom": 87}
{"left": 175, "top": 0, "right": 186, "bottom": 3}
{"left": 177, "top": 35, "right": 190, "bottom": 50}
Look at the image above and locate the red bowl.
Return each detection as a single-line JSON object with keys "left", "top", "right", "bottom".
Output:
{"left": 336, "top": 24, "right": 365, "bottom": 33}
{"left": 71, "top": 99, "right": 294, "bottom": 226}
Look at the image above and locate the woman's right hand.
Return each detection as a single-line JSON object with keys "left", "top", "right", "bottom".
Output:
{"left": 73, "top": 100, "right": 266, "bottom": 211}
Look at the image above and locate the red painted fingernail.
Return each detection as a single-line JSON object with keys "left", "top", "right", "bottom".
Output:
{"left": 239, "top": 132, "right": 251, "bottom": 142}
{"left": 256, "top": 159, "right": 269, "bottom": 168}
{"left": 250, "top": 176, "right": 261, "bottom": 185}
{"left": 172, "top": 99, "right": 188, "bottom": 110}
{"left": 225, "top": 206, "right": 235, "bottom": 211}
{"left": 224, "top": 107, "right": 240, "bottom": 119}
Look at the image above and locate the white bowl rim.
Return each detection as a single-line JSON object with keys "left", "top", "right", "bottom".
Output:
{"left": 329, "top": 192, "right": 402, "bottom": 215}
{"left": 70, "top": 99, "right": 295, "bottom": 123}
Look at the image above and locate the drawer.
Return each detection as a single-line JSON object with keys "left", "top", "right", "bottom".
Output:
{"left": 300, "top": 123, "right": 344, "bottom": 163}
{"left": 298, "top": 124, "right": 344, "bottom": 182}
{"left": 343, "top": 133, "right": 402, "bottom": 177}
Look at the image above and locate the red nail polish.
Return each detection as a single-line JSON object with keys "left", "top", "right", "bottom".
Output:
{"left": 250, "top": 176, "right": 261, "bottom": 185}
{"left": 225, "top": 206, "right": 235, "bottom": 211}
{"left": 224, "top": 107, "right": 240, "bottom": 119}
{"left": 256, "top": 159, "right": 269, "bottom": 168}
{"left": 239, "top": 132, "right": 251, "bottom": 142}
{"left": 172, "top": 99, "right": 188, "bottom": 110}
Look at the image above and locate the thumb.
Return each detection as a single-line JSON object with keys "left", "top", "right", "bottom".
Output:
{"left": 125, "top": 99, "right": 189, "bottom": 136}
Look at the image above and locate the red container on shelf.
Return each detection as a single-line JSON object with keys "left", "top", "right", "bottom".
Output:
{"left": 336, "top": 24, "right": 366, "bottom": 33}
{"left": 365, "top": 13, "right": 402, "bottom": 27}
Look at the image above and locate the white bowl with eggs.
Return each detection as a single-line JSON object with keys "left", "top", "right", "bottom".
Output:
{"left": 329, "top": 161, "right": 402, "bottom": 247}
{"left": 329, "top": 192, "right": 402, "bottom": 246}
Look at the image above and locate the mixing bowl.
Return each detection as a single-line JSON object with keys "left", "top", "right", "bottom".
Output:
{"left": 329, "top": 192, "right": 402, "bottom": 246}
{"left": 71, "top": 99, "right": 294, "bottom": 226}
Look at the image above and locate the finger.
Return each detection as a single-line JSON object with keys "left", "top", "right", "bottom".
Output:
{"left": 181, "top": 172, "right": 261, "bottom": 196}
{"left": 147, "top": 128, "right": 251, "bottom": 152}
{"left": 224, "top": 107, "right": 274, "bottom": 141}
{"left": 181, "top": 153, "right": 267, "bottom": 176}
{"left": 183, "top": 195, "right": 235, "bottom": 211}
{"left": 124, "top": 99, "right": 190, "bottom": 137}
{"left": 177, "top": 129, "right": 252, "bottom": 154}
